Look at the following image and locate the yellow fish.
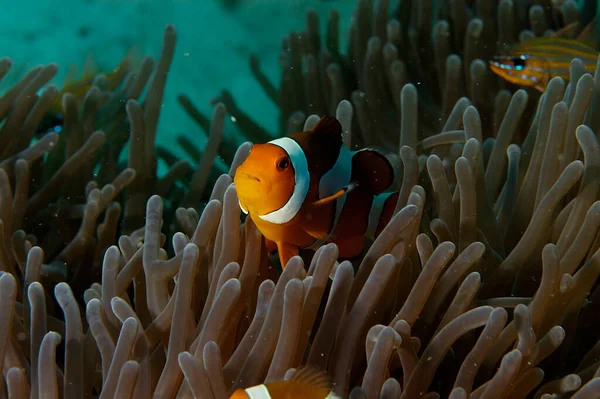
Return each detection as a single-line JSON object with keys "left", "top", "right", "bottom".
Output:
{"left": 37, "top": 49, "right": 135, "bottom": 135}
{"left": 489, "top": 37, "right": 598, "bottom": 91}
{"left": 490, "top": 18, "right": 599, "bottom": 91}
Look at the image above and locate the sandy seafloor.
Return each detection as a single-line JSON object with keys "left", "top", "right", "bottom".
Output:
{"left": 0, "top": 0, "right": 355, "bottom": 174}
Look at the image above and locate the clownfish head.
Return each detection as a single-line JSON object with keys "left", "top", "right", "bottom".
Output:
{"left": 234, "top": 137, "right": 310, "bottom": 224}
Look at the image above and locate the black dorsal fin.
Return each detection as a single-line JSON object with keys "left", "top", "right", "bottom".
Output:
{"left": 551, "top": 16, "right": 599, "bottom": 49}
{"left": 552, "top": 20, "right": 581, "bottom": 39}
{"left": 312, "top": 115, "right": 342, "bottom": 137}
{"left": 289, "top": 366, "right": 332, "bottom": 390}
{"left": 576, "top": 15, "right": 599, "bottom": 49}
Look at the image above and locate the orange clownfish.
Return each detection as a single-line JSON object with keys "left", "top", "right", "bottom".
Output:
{"left": 229, "top": 366, "right": 340, "bottom": 399}
{"left": 234, "top": 115, "right": 399, "bottom": 267}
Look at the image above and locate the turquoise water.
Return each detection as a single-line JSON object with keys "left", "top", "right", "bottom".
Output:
{"left": 0, "top": 0, "right": 355, "bottom": 173}
{"left": 3, "top": 1, "right": 600, "bottom": 398}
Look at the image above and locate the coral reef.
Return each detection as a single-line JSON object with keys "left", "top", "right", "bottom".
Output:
{"left": 2, "top": 0, "right": 600, "bottom": 398}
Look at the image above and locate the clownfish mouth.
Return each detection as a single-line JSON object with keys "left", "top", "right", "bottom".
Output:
{"left": 239, "top": 172, "right": 260, "bottom": 183}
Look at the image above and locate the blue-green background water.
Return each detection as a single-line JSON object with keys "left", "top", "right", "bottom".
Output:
{"left": 3, "top": 0, "right": 596, "bottom": 175}
{"left": 0, "top": 0, "right": 358, "bottom": 173}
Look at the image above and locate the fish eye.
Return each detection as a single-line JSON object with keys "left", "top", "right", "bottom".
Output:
{"left": 511, "top": 56, "right": 527, "bottom": 70}
{"left": 276, "top": 157, "right": 290, "bottom": 171}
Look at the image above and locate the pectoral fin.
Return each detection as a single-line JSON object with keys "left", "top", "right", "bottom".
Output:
{"left": 277, "top": 242, "right": 299, "bottom": 269}
{"left": 333, "top": 235, "right": 365, "bottom": 259}
{"left": 264, "top": 238, "right": 277, "bottom": 254}
{"left": 311, "top": 182, "right": 359, "bottom": 208}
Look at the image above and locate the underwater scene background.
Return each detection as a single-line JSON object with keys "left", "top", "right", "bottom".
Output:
{"left": 1, "top": 0, "right": 600, "bottom": 398}
{"left": 0, "top": 0, "right": 355, "bottom": 172}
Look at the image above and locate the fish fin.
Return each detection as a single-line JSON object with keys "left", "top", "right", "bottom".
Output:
{"left": 552, "top": 20, "right": 581, "bottom": 39}
{"left": 311, "top": 182, "right": 359, "bottom": 207}
{"left": 264, "top": 238, "right": 277, "bottom": 254}
{"left": 299, "top": 219, "right": 329, "bottom": 240}
{"left": 122, "top": 44, "right": 143, "bottom": 69}
{"left": 332, "top": 235, "right": 365, "bottom": 259}
{"left": 576, "top": 15, "right": 599, "bottom": 49}
{"left": 63, "top": 64, "right": 79, "bottom": 88}
{"left": 551, "top": 16, "right": 599, "bottom": 49}
{"left": 103, "top": 47, "right": 138, "bottom": 90}
{"left": 82, "top": 51, "right": 99, "bottom": 81}
{"left": 289, "top": 366, "right": 333, "bottom": 390}
{"left": 277, "top": 242, "right": 299, "bottom": 269}
{"left": 351, "top": 149, "right": 396, "bottom": 194}
{"left": 311, "top": 115, "right": 342, "bottom": 137}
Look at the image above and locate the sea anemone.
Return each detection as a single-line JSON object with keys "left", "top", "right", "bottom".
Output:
{"left": 2, "top": 0, "right": 600, "bottom": 398}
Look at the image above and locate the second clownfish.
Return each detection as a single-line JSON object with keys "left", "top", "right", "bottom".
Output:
{"left": 229, "top": 366, "right": 339, "bottom": 398}
{"left": 234, "top": 115, "right": 399, "bottom": 267}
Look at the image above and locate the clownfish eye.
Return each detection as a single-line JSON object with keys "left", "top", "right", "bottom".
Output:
{"left": 276, "top": 157, "right": 290, "bottom": 171}
{"left": 511, "top": 56, "right": 527, "bottom": 70}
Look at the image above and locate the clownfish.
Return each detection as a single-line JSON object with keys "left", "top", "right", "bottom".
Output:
{"left": 229, "top": 366, "right": 340, "bottom": 399}
{"left": 233, "top": 115, "right": 399, "bottom": 268}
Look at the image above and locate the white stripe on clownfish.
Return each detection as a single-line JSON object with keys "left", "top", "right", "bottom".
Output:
{"left": 309, "top": 147, "right": 395, "bottom": 250}
{"left": 243, "top": 384, "right": 341, "bottom": 399}
{"left": 244, "top": 384, "right": 271, "bottom": 399}
{"left": 366, "top": 191, "right": 395, "bottom": 241}
{"left": 254, "top": 134, "right": 395, "bottom": 254}
{"left": 258, "top": 137, "right": 310, "bottom": 225}
{"left": 308, "top": 144, "right": 354, "bottom": 250}
{"left": 257, "top": 134, "right": 355, "bottom": 238}
{"left": 239, "top": 200, "right": 248, "bottom": 215}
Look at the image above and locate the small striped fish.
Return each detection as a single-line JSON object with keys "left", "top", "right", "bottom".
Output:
{"left": 489, "top": 37, "right": 599, "bottom": 91}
